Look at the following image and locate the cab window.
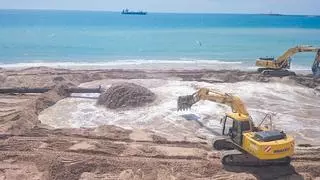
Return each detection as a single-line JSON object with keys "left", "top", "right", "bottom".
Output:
{"left": 241, "top": 121, "right": 251, "bottom": 132}
{"left": 223, "top": 116, "right": 233, "bottom": 135}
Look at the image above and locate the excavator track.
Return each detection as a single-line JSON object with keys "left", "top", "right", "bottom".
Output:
{"left": 212, "top": 136, "right": 234, "bottom": 150}
{"left": 260, "top": 69, "right": 296, "bottom": 77}
{"left": 221, "top": 150, "right": 291, "bottom": 167}
{"left": 213, "top": 138, "right": 291, "bottom": 166}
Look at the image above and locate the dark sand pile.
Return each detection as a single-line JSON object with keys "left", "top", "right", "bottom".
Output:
{"left": 97, "top": 83, "right": 156, "bottom": 109}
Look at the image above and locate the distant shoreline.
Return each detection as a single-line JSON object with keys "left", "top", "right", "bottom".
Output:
{"left": 0, "top": 61, "right": 311, "bottom": 76}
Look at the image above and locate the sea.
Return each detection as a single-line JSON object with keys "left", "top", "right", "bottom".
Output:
{"left": 0, "top": 9, "right": 320, "bottom": 70}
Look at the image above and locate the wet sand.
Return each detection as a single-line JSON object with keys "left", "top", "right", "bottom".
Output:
{"left": 0, "top": 67, "right": 320, "bottom": 180}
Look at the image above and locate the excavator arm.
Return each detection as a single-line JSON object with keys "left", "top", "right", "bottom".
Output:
{"left": 275, "top": 46, "right": 319, "bottom": 65}
{"left": 177, "top": 88, "right": 249, "bottom": 116}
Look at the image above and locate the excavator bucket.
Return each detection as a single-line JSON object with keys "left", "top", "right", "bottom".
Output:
{"left": 312, "top": 50, "right": 320, "bottom": 78}
{"left": 177, "top": 95, "right": 195, "bottom": 111}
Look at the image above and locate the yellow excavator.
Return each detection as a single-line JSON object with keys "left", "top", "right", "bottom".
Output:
{"left": 177, "top": 88, "right": 294, "bottom": 166}
{"left": 256, "top": 45, "right": 320, "bottom": 77}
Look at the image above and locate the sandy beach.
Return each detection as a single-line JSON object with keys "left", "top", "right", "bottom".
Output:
{"left": 0, "top": 67, "right": 320, "bottom": 180}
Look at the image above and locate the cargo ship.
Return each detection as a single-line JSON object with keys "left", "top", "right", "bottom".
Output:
{"left": 261, "top": 11, "right": 284, "bottom": 16}
{"left": 121, "top": 9, "right": 147, "bottom": 15}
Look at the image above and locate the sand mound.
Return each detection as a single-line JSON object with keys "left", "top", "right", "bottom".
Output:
{"left": 97, "top": 83, "right": 156, "bottom": 109}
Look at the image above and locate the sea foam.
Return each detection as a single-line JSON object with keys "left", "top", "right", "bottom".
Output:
{"left": 39, "top": 79, "right": 320, "bottom": 144}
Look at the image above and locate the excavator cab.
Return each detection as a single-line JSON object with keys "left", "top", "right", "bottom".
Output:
{"left": 220, "top": 113, "right": 252, "bottom": 146}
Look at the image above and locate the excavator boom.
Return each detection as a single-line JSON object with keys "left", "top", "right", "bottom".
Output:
{"left": 275, "top": 46, "right": 319, "bottom": 64}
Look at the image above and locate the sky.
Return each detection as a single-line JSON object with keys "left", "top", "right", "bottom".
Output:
{"left": 0, "top": 0, "right": 319, "bottom": 15}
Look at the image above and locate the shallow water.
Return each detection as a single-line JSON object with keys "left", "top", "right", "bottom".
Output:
{"left": 39, "top": 79, "right": 320, "bottom": 144}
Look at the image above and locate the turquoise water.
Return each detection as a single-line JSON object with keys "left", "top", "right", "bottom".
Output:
{"left": 0, "top": 9, "right": 320, "bottom": 69}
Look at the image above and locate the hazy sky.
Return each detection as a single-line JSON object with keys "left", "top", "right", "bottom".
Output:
{"left": 0, "top": 0, "right": 319, "bottom": 15}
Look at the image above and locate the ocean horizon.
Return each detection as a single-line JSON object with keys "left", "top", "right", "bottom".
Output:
{"left": 0, "top": 9, "right": 320, "bottom": 71}
{"left": 2, "top": 8, "right": 320, "bottom": 16}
